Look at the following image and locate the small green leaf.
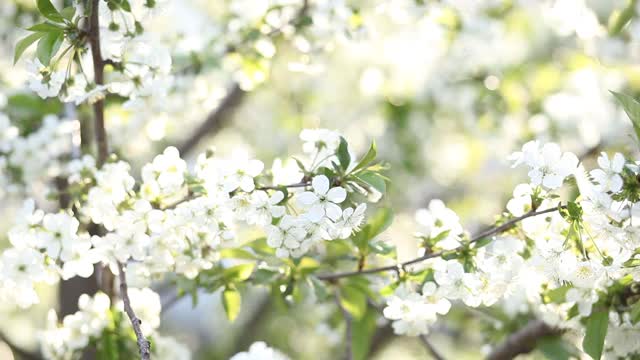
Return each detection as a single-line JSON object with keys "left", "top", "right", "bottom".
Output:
{"left": 337, "top": 136, "right": 351, "bottom": 171}
{"left": 352, "top": 141, "right": 377, "bottom": 173}
{"left": 245, "top": 237, "right": 275, "bottom": 256}
{"left": 352, "top": 307, "right": 378, "bottom": 360}
{"left": 583, "top": 308, "right": 609, "bottom": 360}
{"left": 222, "top": 287, "right": 242, "bottom": 321}
{"left": 27, "top": 22, "right": 65, "bottom": 32}
{"left": 37, "top": 0, "right": 64, "bottom": 23}
{"left": 538, "top": 337, "right": 580, "bottom": 360}
{"left": 296, "top": 257, "right": 320, "bottom": 276}
{"left": 544, "top": 285, "right": 571, "bottom": 304}
{"left": 222, "top": 263, "right": 255, "bottom": 283}
{"left": 60, "top": 6, "right": 76, "bottom": 21}
{"left": 367, "top": 208, "right": 393, "bottom": 240}
{"left": 36, "top": 31, "right": 63, "bottom": 66}
{"left": 356, "top": 171, "right": 386, "bottom": 194}
{"left": 14, "top": 32, "right": 47, "bottom": 64}
{"left": 630, "top": 300, "right": 640, "bottom": 324}
{"left": 611, "top": 91, "right": 640, "bottom": 144}
{"left": 339, "top": 285, "right": 368, "bottom": 320}
{"left": 608, "top": 0, "right": 636, "bottom": 35}
{"left": 219, "top": 248, "right": 257, "bottom": 260}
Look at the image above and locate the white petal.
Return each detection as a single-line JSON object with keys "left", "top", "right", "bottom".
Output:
{"left": 327, "top": 187, "right": 347, "bottom": 203}
{"left": 325, "top": 203, "right": 343, "bottom": 221}
{"left": 312, "top": 175, "right": 330, "bottom": 195}
{"left": 296, "top": 192, "right": 318, "bottom": 207}
{"left": 305, "top": 205, "right": 325, "bottom": 222}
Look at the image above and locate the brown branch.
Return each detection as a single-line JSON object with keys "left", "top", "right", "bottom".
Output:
{"left": 487, "top": 320, "right": 559, "bottom": 360}
{"left": 177, "top": 83, "right": 246, "bottom": 156}
{"left": 419, "top": 335, "right": 445, "bottom": 360}
{"left": 117, "top": 262, "right": 151, "bottom": 360}
{"left": 0, "top": 331, "right": 42, "bottom": 360}
{"left": 317, "top": 205, "right": 565, "bottom": 281}
{"left": 334, "top": 290, "right": 353, "bottom": 360}
{"left": 87, "top": 0, "right": 108, "bottom": 166}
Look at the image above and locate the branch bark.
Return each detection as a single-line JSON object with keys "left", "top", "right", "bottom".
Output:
{"left": 486, "top": 320, "right": 559, "bottom": 360}
{"left": 118, "top": 262, "right": 152, "bottom": 360}
{"left": 87, "top": 0, "right": 108, "bottom": 166}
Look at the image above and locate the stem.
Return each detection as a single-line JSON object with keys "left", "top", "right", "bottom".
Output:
{"left": 118, "top": 262, "right": 152, "bottom": 360}
{"left": 88, "top": 0, "right": 108, "bottom": 166}
{"left": 316, "top": 205, "right": 565, "bottom": 281}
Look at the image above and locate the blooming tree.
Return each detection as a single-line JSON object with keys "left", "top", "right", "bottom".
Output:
{"left": 3, "top": 0, "right": 640, "bottom": 360}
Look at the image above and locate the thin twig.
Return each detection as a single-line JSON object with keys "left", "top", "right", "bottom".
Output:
{"left": 419, "top": 335, "right": 445, "bottom": 360}
{"left": 334, "top": 290, "right": 353, "bottom": 360}
{"left": 117, "top": 262, "right": 152, "bottom": 360}
{"left": 487, "top": 320, "right": 559, "bottom": 360}
{"left": 317, "top": 205, "right": 564, "bottom": 281}
{"left": 0, "top": 331, "right": 42, "bottom": 360}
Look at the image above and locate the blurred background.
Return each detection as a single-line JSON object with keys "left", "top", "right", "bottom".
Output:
{"left": 1, "top": 0, "right": 640, "bottom": 358}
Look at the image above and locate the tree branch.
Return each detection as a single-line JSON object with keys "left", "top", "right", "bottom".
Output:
{"left": 487, "top": 320, "right": 559, "bottom": 360}
{"left": 0, "top": 331, "right": 42, "bottom": 360}
{"left": 87, "top": 0, "right": 108, "bottom": 166}
{"left": 419, "top": 335, "right": 445, "bottom": 360}
{"left": 317, "top": 205, "right": 564, "bottom": 281}
{"left": 117, "top": 262, "right": 151, "bottom": 360}
{"left": 177, "top": 83, "right": 246, "bottom": 156}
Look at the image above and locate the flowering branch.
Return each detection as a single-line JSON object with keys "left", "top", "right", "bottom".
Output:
{"left": 419, "top": 335, "right": 445, "bottom": 360}
{"left": 487, "top": 320, "right": 559, "bottom": 360}
{"left": 117, "top": 262, "right": 152, "bottom": 360}
{"left": 317, "top": 205, "right": 565, "bottom": 281}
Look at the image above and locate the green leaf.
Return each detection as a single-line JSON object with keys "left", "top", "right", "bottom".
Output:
{"left": 356, "top": 171, "right": 386, "bottom": 194}
{"left": 352, "top": 141, "right": 377, "bottom": 173}
{"left": 60, "top": 6, "right": 76, "bottom": 21}
{"left": 367, "top": 208, "right": 393, "bottom": 240}
{"left": 14, "top": 32, "right": 46, "bottom": 64}
{"left": 37, "top": 0, "right": 64, "bottom": 23}
{"left": 339, "top": 285, "right": 368, "bottom": 320}
{"left": 296, "top": 257, "right": 320, "bottom": 276}
{"left": 538, "top": 337, "right": 579, "bottom": 360}
{"left": 337, "top": 136, "right": 351, "bottom": 171}
{"left": 36, "top": 31, "right": 63, "bottom": 66}
{"left": 222, "top": 263, "right": 255, "bottom": 283}
{"left": 352, "top": 307, "right": 378, "bottom": 360}
{"left": 608, "top": 0, "right": 636, "bottom": 35}
{"left": 245, "top": 237, "right": 275, "bottom": 256}
{"left": 583, "top": 308, "right": 609, "bottom": 360}
{"left": 630, "top": 300, "right": 640, "bottom": 324}
{"left": 611, "top": 91, "right": 640, "bottom": 144}
{"left": 27, "top": 22, "right": 65, "bottom": 32}
{"left": 544, "top": 285, "right": 571, "bottom": 304}
{"left": 219, "top": 248, "right": 257, "bottom": 260}
{"left": 222, "top": 287, "right": 242, "bottom": 321}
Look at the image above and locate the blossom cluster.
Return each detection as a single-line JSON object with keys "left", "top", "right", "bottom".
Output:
{"left": 383, "top": 142, "right": 640, "bottom": 358}
{"left": 0, "top": 113, "right": 75, "bottom": 199}
{"left": 0, "top": 128, "right": 374, "bottom": 309}
{"left": 40, "top": 289, "right": 190, "bottom": 360}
